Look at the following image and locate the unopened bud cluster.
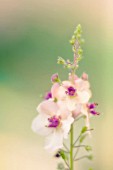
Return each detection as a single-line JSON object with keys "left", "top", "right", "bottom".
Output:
{"left": 57, "top": 24, "right": 84, "bottom": 72}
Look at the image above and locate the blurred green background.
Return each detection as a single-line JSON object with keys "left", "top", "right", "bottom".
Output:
{"left": 0, "top": 0, "right": 113, "bottom": 169}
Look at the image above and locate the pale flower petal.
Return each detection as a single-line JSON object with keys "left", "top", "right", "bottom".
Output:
{"left": 75, "top": 79, "right": 90, "bottom": 91}
{"left": 37, "top": 100, "right": 59, "bottom": 116}
{"left": 32, "top": 114, "right": 53, "bottom": 136}
{"left": 45, "top": 129, "right": 64, "bottom": 152}
{"left": 62, "top": 80, "right": 72, "bottom": 88}
{"left": 62, "top": 115, "right": 74, "bottom": 139}
{"left": 57, "top": 100, "right": 71, "bottom": 119}
{"left": 77, "top": 90, "right": 91, "bottom": 103}
{"left": 72, "top": 104, "right": 82, "bottom": 118}
{"left": 66, "top": 97, "right": 77, "bottom": 111}
{"left": 51, "top": 83, "right": 60, "bottom": 98}
{"left": 69, "top": 73, "right": 78, "bottom": 82}
{"left": 51, "top": 83, "right": 66, "bottom": 100}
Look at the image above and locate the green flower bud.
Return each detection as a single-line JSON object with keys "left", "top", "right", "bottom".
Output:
{"left": 85, "top": 145, "right": 92, "bottom": 151}
{"left": 70, "top": 39, "right": 75, "bottom": 45}
{"left": 57, "top": 57, "right": 65, "bottom": 65}
{"left": 87, "top": 155, "right": 93, "bottom": 160}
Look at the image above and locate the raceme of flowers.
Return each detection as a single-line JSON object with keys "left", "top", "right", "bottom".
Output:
{"left": 32, "top": 72, "right": 99, "bottom": 152}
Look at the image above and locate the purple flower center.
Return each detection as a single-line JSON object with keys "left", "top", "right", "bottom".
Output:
{"left": 66, "top": 86, "right": 76, "bottom": 96}
{"left": 44, "top": 92, "right": 52, "bottom": 100}
{"left": 90, "top": 110, "right": 99, "bottom": 115}
{"left": 48, "top": 116, "right": 60, "bottom": 128}
{"left": 88, "top": 103, "right": 97, "bottom": 109}
{"left": 87, "top": 103, "right": 99, "bottom": 115}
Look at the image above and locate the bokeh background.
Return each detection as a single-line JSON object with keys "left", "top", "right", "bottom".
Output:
{"left": 0, "top": 0, "right": 113, "bottom": 169}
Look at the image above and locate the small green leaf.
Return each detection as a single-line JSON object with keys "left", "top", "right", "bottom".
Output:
{"left": 59, "top": 150, "right": 68, "bottom": 160}
{"left": 81, "top": 126, "right": 88, "bottom": 134}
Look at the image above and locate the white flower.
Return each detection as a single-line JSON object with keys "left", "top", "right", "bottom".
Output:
{"left": 32, "top": 100, "right": 74, "bottom": 152}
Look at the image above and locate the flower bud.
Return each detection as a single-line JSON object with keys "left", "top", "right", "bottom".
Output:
{"left": 51, "top": 73, "right": 59, "bottom": 83}
{"left": 69, "top": 39, "right": 75, "bottom": 45}
{"left": 82, "top": 72, "right": 88, "bottom": 80}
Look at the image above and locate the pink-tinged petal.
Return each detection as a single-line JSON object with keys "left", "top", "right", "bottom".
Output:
{"left": 57, "top": 100, "right": 71, "bottom": 119}
{"left": 75, "top": 79, "right": 90, "bottom": 91}
{"left": 51, "top": 83, "right": 66, "bottom": 100}
{"left": 83, "top": 81, "right": 90, "bottom": 89}
{"left": 87, "top": 89, "right": 92, "bottom": 98}
{"left": 45, "top": 129, "right": 63, "bottom": 152}
{"left": 69, "top": 73, "right": 78, "bottom": 82}
{"left": 81, "top": 104, "right": 88, "bottom": 116}
{"left": 32, "top": 114, "right": 53, "bottom": 136}
{"left": 51, "top": 83, "right": 60, "bottom": 98}
{"left": 62, "top": 81, "right": 72, "bottom": 88}
{"left": 72, "top": 104, "right": 82, "bottom": 118}
{"left": 77, "top": 90, "right": 91, "bottom": 103}
{"left": 37, "top": 100, "right": 59, "bottom": 116}
{"left": 66, "top": 97, "right": 77, "bottom": 111}
{"left": 62, "top": 115, "right": 74, "bottom": 139}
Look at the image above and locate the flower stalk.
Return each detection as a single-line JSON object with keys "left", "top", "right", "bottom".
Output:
{"left": 70, "top": 124, "right": 74, "bottom": 170}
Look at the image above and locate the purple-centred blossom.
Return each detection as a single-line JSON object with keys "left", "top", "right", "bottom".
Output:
{"left": 32, "top": 70, "right": 98, "bottom": 151}
{"left": 32, "top": 72, "right": 99, "bottom": 152}
{"left": 32, "top": 100, "right": 74, "bottom": 152}
{"left": 51, "top": 74, "right": 91, "bottom": 112}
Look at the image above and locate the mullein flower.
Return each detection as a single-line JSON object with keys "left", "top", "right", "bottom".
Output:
{"left": 32, "top": 100, "right": 74, "bottom": 152}
{"left": 51, "top": 73, "right": 91, "bottom": 115}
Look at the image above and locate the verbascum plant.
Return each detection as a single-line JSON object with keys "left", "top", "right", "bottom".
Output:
{"left": 31, "top": 24, "right": 100, "bottom": 170}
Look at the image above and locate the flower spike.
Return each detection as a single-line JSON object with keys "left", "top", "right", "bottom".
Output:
{"left": 31, "top": 24, "right": 100, "bottom": 170}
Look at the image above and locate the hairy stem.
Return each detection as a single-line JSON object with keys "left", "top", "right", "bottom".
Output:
{"left": 70, "top": 124, "right": 74, "bottom": 170}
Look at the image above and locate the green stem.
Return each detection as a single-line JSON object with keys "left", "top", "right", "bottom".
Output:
{"left": 74, "top": 155, "right": 88, "bottom": 161}
{"left": 70, "top": 124, "right": 74, "bottom": 170}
